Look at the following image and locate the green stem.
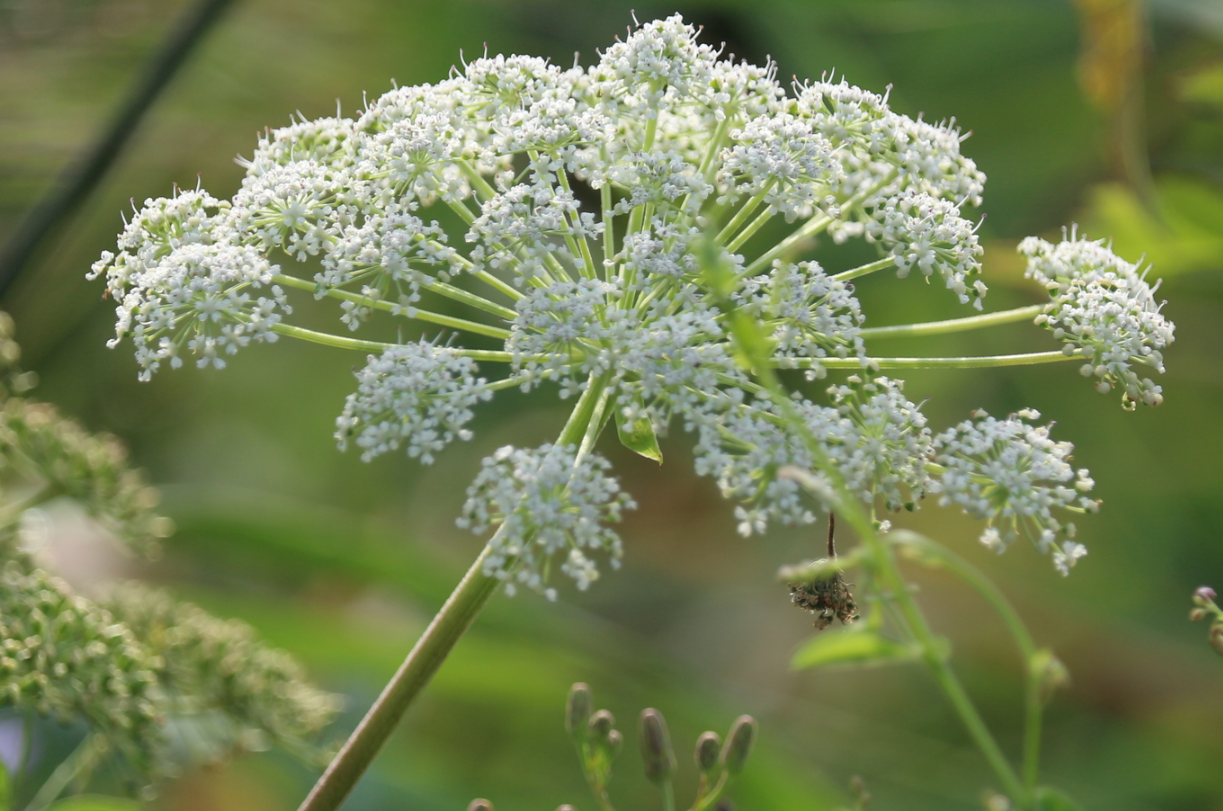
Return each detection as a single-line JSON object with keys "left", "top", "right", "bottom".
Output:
{"left": 24, "top": 734, "right": 102, "bottom": 811}
{"left": 296, "top": 542, "right": 504, "bottom": 811}
{"left": 778, "top": 350, "right": 1073, "bottom": 371}
{"left": 725, "top": 204, "right": 775, "bottom": 253}
{"left": 860, "top": 305, "right": 1044, "bottom": 340}
{"left": 298, "top": 375, "right": 611, "bottom": 811}
{"left": 715, "top": 184, "right": 773, "bottom": 246}
{"left": 271, "top": 323, "right": 398, "bottom": 353}
{"left": 662, "top": 778, "right": 676, "bottom": 811}
{"left": 743, "top": 214, "right": 832, "bottom": 276}
{"left": 831, "top": 257, "right": 894, "bottom": 283}
{"left": 872, "top": 544, "right": 1028, "bottom": 803}
{"left": 273, "top": 274, "right": 511, "bottom": 340}
{"left": 750, "top": 364, "right": 1028, "bottom": 806}
{"left": 889, "top": 531, "right": 1044, "bottom": 795}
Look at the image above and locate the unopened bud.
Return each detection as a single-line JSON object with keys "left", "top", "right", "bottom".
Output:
{"left": 566, "top": 683, "right": 592, "bottom": 740}
{"left": 588, "top": 709, "right": 615, "bottom": 743}
{"left": 714, "top": 801, "right": 735, "bottom": 811}
{"left": 720, "top": 715, "right": 757, "bottom": 775}
{"left": 467, "top": 800, "right": 494, "bottom": 811}
{"left": 606, "top": 728, "right": 623, "bottom": 758}
{"left": 556, "top": 806, "right": 577, "bottom": 811}
{"left": 1031, "top": 649, "right": 1070, "bottom": 704}
{"left": 1190, "top": 608, "right": 1208, "bottom": 622}
{"left": 695, "top": 731, "right": 721, "bottom": 773}
{"left": 638, "top": 708, "right": 676, "bottom": 785}
{"left": 1210, "top": 626, "right": 1223, "bottom": 657}
{"left": 1195, "top": 586, "right": 1217, "bottom": 606}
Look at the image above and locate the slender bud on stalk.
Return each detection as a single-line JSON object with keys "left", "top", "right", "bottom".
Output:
{"left": 720, "top": 715, "right": 757, "bottom": 776}
{"left": 1190, "top": 608, "right": 1208, "bottom": 622}
{"left": 638, "top": 708, "right": 677, "bottom": 786}
{"left": 1194, "top": 586, "right": 1217, "bottom": 606}
{"left": 695, "top": 731, "right": 722, "bottom": 773}
{"left": 566, "top": 683, "right": 593, "bottom": 741}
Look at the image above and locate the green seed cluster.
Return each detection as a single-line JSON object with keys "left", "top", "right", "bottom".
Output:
{"left": 104, "top": 584, "right": 341, "bottom": 756}
{"left": 0, "top": 561, "right": 163, "bottom": 775}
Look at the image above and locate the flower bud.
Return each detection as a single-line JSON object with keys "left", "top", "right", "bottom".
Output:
{"left": 1190, "top": 608, "right": 1208, "bottom": 622}
{"left": 720, "top": 715, "right": 757, "bottom": 776}
{"left": 1031, "top": 649, "right": 1071, "bottom": 704}
{"left": 566, "top": 683, "right": 592, "bottom": 740}
{"left": 1210, "top": 626, "right": 1223, "bottom": 657}
{"left": 588, "top": 709, "right": 615, "bottom": 744}
{"left": 606, "top": 728, "right": 623, "bottom": 758}
{"left": 467, "top": 800, "right": 494, "bottom": 811}
{"left": 556, "top": 806, "right": 577, "bottom": 811}
{"left": 1194, "top": 586, "right": 1217, "bottom": 606}
{"left": 695, "top": 731, "right": 721, "bottom": 774}
{"left": 638, "top": 708, "right": 677, "bottom": 786}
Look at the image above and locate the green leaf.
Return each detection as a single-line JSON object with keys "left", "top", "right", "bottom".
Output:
{"left": 1034, "top": 786, "right": 1086, "bottom": 811}
{"left": 614, "top": 397, "right": 663, "bottom": 464}
{"left": 44, "top": 798, "right": 142, "bottom": 811}
{"left": 0, "top": 758, "right": 9, "bottom": 811}
{"left": 791, "top": 628, "right": 920, "bottom": 671}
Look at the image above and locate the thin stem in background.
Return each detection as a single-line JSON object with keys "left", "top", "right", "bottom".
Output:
{"left": 0, "top": 0, "right": 239, "bottom": 298}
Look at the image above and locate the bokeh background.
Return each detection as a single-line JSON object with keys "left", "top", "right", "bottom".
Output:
{"left": 2, "top": 0, "right": 1222, "bottom": 809}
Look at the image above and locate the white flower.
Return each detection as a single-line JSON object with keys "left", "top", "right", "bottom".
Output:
{"left": 1020, "top": 234, "right": 1174, "bottom": 408}
{"left": 868, "top": 191, "right": 987, "bottom": 309}
{"left": 336, "top": 341, "right": 491, "bottom": 463}
{"left": 932, "top": 409, "right": 1099, "bottom": 574}
{"left": 457, "top": 444, "right": 635, "bottom": 598}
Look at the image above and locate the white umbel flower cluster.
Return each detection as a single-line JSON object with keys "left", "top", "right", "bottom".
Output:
{"left": 868, "top": 191, "right": 986, "bottom": 309}
{"left": 89, "top": 191, "right": 289, "bottom": 380}
{"left": 93, "top": 14, "right": 1161, "bottom": 590}
{"left": 336, "top": 340, "right": 492, "bottom": 463}
{"left": 456, "top": 444, "right": 635, "bottom": 598}
{"left": 695, "top": 377, "right": 930, "bottom": 537}
{"left": 932, "top": 409, "right": 1098, "bottom": 575}
{"left": 1020, "top": 234, "right": 1174, "bottom": 408}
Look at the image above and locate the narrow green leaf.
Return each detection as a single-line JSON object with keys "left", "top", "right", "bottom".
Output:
{"left": 614, "top": 398, "right": 663, "bottom": 464}
{"left": 1034, "top": 786, "right": 1086, "bottom": 811}
{"left": 0, "top": 758, "right": 10, "bottom": 811}
{"left": 44, "top": 798, "right": 142, "bottom": 811}
{"left": 791, "top": 628, "right": 920, "bottom": 671}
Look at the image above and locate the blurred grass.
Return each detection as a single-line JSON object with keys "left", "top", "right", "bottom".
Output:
{"left": 2, "top": 1, "right": 1222, "bottom": 809}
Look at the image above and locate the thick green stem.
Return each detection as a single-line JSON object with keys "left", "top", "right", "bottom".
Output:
{"left": 299, "top": 378, "right": 611, "bottom": 811}
{"left": 296, "top": 542, "right": 504, "bottom": 811}
{"left": 861, "top": 305, "right": 1044, "bottom": 340}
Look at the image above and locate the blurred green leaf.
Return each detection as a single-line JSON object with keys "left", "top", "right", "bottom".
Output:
{"left": 615, "top": 395, "right": 663, "bottom": 464}
{"left": 1180, "top": 63, "right": 1223, "bottom": 108}
{"left": 1084, "top": 177, "right": 1223, "bottom": 277}
{"left": 44, "top": 798, "right": 142, "bottom": 811}
{"left": 0, "top": 757, "right": 9, "bottom": 811}
{"left": 792, "top": 628, "right": 920, "bottom": 671}
{"left": 1034, "top": 785, "right": 1087, "bottom": 811}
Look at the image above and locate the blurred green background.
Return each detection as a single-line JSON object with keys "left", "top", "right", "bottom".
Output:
{"left": 2, "top": 0, "right": 1222, "bottom": 808}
